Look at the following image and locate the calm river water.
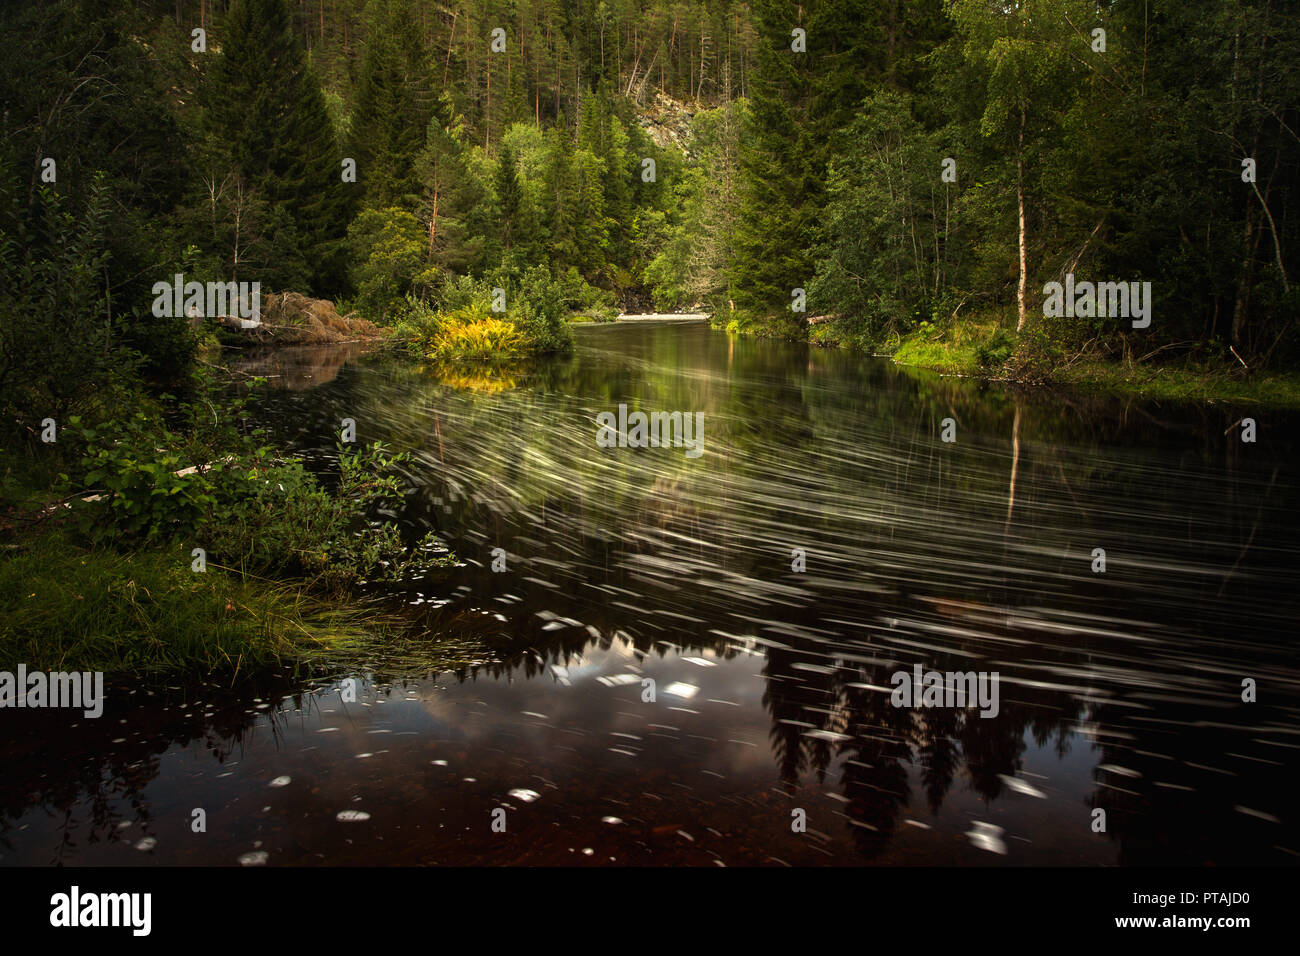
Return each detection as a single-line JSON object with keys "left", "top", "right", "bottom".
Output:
{"left": 3, "top": 321, "right": 1297, "bottom": 866}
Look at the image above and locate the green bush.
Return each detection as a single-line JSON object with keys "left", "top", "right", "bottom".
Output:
{"left": 347, "top": 207, "right": 430, "bottom": 322}
{"left": 390, "top": 295, "right": 447, "bottom": 354}
{"left": 201, "top": 443, "right": 452, "bottom": 589}
{"left": 56, "top": 378, "right": 453, "bottom": 590}
{"left": 976, "top": 327, "right": 1017, "bottom": 368}
{"left": 389, "top": 267, "right": 581, "bottom": 357}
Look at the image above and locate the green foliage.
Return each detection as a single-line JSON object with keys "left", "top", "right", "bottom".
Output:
{"left": 202, "top": 442, "right": 452, "bottom": 589}
{"left": 975, "top": 327, "right": 1016, "bottom": 370}
{"left": 205, "top": 0, "right": 354, "bottom": 293}
{"left": 426, "top": 317, "right": 527, "bottom": 361}
{"left": 0, "top": 178, "right": 194, "bottom": 423}
{"left": 812, "top": 90, "right": 958, "bottom": 342}
{"left": 502, "top": 265, "right": 577, "bottom": 354}
{"left": 347, "top": 206, "right": 430, "bottom": 321}
{"left": 350, "top": 0, "right": 436, "bottom": 209}
{"left": 415, "top": 93, "right": 492, "bottom": 275}
{"left": 390, "top": 295, "right": 447, "bottom": 352}
{"left": 55, "top": 379, "right": 452, "bottom": 590}
{"left": 64, "top": 411, "right": 222, "bottom": 541}
{"left": 388, "top": 265, "right": 598, "bottom": 358}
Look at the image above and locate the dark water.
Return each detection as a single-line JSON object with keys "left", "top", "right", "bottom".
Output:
{"left": 4, "top": 322, "right": 1298, "bottom": 866}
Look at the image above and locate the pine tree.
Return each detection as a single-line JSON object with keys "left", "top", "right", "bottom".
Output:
{"left": 544, "top": 117, "right": 580, "bottom": 267}
{"left": 415, "top": 93, "right": 488, "bottom": 276}
{"left": 495, "top": 140, "right": 523, "bottom": 253}
{"left": 729, "top": 0, "right": 820, "bottom": 330}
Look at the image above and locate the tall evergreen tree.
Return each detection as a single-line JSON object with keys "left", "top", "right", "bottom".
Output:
{"left": 350, "top": 0, "right": 436, "bottom": 209}
{"left": 415, "top": 93, "right": 488, "bottom": 276}
{"left": 206, "top": 0, "right": 353, "bottom": 293}
{"left": 729, "top": 0, "right": 821, "bottom": 329}
{"left": 495, "top": 139, "right": 523, "bottom": 254}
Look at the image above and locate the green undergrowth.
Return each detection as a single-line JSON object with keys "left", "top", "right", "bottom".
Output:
{"left": 754, "top": 307, "right": 1300, "bottom": 406}
{"left": 0, "top": 527, "right": 395, "bottom": 674}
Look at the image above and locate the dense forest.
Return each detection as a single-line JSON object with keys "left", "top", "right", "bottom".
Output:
{"left": 3, "top": 0, "right": 1298, "bottom": 425}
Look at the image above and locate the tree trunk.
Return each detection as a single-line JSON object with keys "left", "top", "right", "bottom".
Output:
{"left": 1015, "top": 104, "right": 1029, "bottom": 333}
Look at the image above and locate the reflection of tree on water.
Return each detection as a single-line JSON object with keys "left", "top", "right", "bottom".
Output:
{"left": 34, "top": 329, "right": 1293, "bottom": 864}
{"left": 418, "top": 576, "right": 1091, "bottom": 860}
{"left": 0, "top": 672, "right": 320, "bottom": 864}
{"left": 757, "top": 630, "right": 1081, "bottom": 859}
{"left": 1085, "top": 695, "right": 1297, "bottom": 865}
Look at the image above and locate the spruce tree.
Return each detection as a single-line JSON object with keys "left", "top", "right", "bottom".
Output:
{"left": 206, "top": 0, "right": 352, "bottom": 294}
{"left": 415, "top": 93, "right": 488, "bottom": 276}
{"left": 350, "top": 0, "right": 435, "bottom": 210}
{"left": 730, "top": 0, "right": 820, "bottom": 330}
{"left": 495, "top": 140, "right": 523, "bottom": 254}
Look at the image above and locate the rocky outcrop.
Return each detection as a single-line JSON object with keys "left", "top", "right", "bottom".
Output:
{"left": 635, "top": 91, "right": 698, "bottom": 157}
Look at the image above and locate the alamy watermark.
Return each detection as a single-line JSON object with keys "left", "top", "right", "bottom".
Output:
{"left": 1042, "top": 273, "right": 1151, "bottom": 329}
{"left": 596, "top": 403, "right": 704, "bottom": 459}
{"left": 151, "top": 273, "right": 261, "bottom": 327}
{"left": 890, "top": 664, "right": 999, "bottom": 718}
{"left": 50, "top": 886, "right": 150, "bottom": 936}
{"left": 0, "top": 665, "right": 104, "bottom": 718}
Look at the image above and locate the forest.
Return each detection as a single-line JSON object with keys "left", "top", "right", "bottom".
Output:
{"left": 3, "top": 0, "right": 1298, "bottom": 407}
{"left": 1, "top": 1, "right": 1299, "bottom": 881}
{"left": 1, "top": 0, "right": 1299, "bottom": 668}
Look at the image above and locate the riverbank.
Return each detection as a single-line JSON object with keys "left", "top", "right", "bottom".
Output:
{"left": 0, "top": 375, "right": 452, "bottom": 675}
{"left": 716, "top": 312, "right": 1300, "bottom": 406}
{"left": 0, "top": 522, "right": 394, "bottom": 675}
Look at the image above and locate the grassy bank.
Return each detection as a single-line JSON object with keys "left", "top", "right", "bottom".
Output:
{"left": 0, "top": 527, "right": 388, "bottom": 674}
{"left": 888, "top": 316, "right": 1300, "bottom": 405}
{"left": 1050, "top": 359, "right": 1300, "bottom": 405}
{"left": 715, "top": 308, "right": 1300, "bottom": 406}
{"left": 0, "top": 380, "right": 456, "bottom": 675}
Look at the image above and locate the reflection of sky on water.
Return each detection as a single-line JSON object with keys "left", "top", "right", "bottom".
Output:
{"left": 0, "top": 638, "right": 1160, "bottom": 867}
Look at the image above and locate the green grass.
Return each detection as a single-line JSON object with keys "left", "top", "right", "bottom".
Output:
{"left": 891, "top": 317, "right": 1008, "bottom": 376}
{"left": 1055, "top": 359, "right": 1300, "bottom": 405}
{"left": 0, "top": 527, "right": 392, "bottom": 674}
{"left": 886, "top": 313, "right": 1300, "bottom": 405}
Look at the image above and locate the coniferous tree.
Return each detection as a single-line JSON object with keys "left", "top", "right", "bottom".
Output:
{"left": 351, "top": 0, "right": 437, "bottom": 209}
{"left": 206, "top": 0, "right": 353, "bottom": 293}
{"left": 415, "top": 93, "right": 489, "bottom": 276}
{"left": 729, "top": 0, "right": 819, "bottom": 331}
{"left": 495, "top": 139, "right": 523, "bottom": 255}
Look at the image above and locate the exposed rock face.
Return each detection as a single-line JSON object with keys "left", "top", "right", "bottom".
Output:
{"left": 635, "top": 91, "right": 697, "bottom": 157}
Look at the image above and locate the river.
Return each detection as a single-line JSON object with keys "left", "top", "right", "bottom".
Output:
{"left": 3, "top": 320, "right": 1297, "bottom": 866}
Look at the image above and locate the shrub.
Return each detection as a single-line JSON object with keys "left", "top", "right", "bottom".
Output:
{"left": 976, "top": 327, "right": 1017, "bottom": 369}
{"left": 57, "top": 379, "right": 453, "bottom": 590}
{"left": 347, "top": 207, "right": 427, "bottom": 322}
{"left": 428, "top": 318, "right": 525, "bottom": 361}
{"left": 389, "top": 295, "right": 446, "bottom": 353}
{"left": 200, "top": 443, "right": 452, "bottom": 589}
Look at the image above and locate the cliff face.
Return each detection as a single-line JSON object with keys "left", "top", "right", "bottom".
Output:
{"left": 634, "top": 91, "right": 697, "bottom": 158}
